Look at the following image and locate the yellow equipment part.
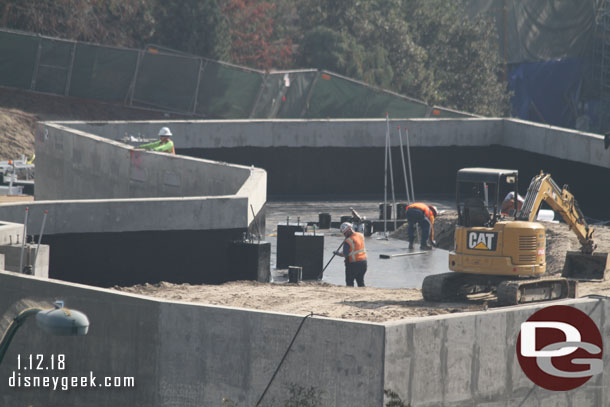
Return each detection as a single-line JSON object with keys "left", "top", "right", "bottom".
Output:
{"left": 449, "top": 221, "right": 546, "bottom": 277}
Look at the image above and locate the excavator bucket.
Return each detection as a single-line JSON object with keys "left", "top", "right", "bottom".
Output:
{"left": 562, "top": 252, "right": 610, "bottom": 281}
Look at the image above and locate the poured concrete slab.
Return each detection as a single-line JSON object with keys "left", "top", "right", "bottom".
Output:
{"left": 267, "top": 199, "right": 452, "bottom": 289}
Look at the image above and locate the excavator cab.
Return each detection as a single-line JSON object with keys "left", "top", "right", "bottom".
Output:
{"left": 456, "top": 168, "right": 518, "bottom": 228}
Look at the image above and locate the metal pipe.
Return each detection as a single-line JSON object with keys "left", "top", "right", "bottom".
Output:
{"left": 405, "top": 127, "right": 416, "bottom": 201}
{"left": 388, "top": 125, "right": 397, "bottom": 231}
{"left": 383, "top": 113, "right": 389, "bottom": 236}
{"left": 398, "top": 126, "right": 411, "bottom": 203}
{"left": 19, "top": 207, "right": 28, "bottom": 274}
{"left": 33, "top": 210, "right": 48, "bottom": 273}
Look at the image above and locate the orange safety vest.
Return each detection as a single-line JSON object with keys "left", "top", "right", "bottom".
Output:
{"left": 407, "top": 202, "right": 435, "bottom": 222}
{"left": 345, "top": 232, "right": 367, "bottom": 263}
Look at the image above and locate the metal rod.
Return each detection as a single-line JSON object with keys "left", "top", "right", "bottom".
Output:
{"left": 250, "top": 204, "right": 261, "bottom": 243}
{"left": 19, "top": 207, "right": 29, "bottom": 274}
{"left": 387, "top": 124, "right": 397, "bottom": 231}
{"left": 398, "top": 126, "right": 411, "bottom": 203}
{"left": 405, "top": 127, "right": 416, "bottom": 201}
{"left": 383, "top": 113, "right": 389, "bottom": 236}
{"left": 321, "top": 238, "right": 348, "bottom": 276}
{"left": 33, "top": 210, "right": 48, "bottom": 273}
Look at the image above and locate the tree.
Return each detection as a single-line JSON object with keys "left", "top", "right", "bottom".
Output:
{"left": 290, "top": 0, "right": 510, "bottom": 116}
{"left": 0, "top": 0, "right": 155, "bottom": 47}
{"left": 221, "top": 0, "right": 292, "bottom": 69}
{"left": 151, "top": 0, "right": 231, "bottom": 61}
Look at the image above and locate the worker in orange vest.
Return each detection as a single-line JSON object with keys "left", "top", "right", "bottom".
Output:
{"left": 334, "top": 222, "right": 368, "bottom": 287}
{"left": 405, "top": 203, "right": 438, "bottom": 250}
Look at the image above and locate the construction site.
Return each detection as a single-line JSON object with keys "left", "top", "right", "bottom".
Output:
{"left": 2, "top": 2, "right": 610, "bottom": 406}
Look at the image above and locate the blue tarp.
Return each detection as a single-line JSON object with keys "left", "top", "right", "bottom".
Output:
{"left": 508, "top": 59, "right": 584, "bottom": 129}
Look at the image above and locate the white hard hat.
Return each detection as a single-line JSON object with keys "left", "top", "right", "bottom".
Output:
{"left": 340, "top": 222, "right": 353, "bottom": 234}
{"left": 429, "top": 205, "right": 438, "bottom": 217}
{"left": 158, "top": 127, "right": 172, "bottom": 137}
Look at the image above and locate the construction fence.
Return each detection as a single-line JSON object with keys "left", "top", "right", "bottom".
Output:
{"left": 0, "top": 28, "right": 470, "bottom": 120}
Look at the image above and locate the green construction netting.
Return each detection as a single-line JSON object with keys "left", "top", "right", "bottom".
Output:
{"left": 277, "top": 71, "right": 317, "bottom": 118}
{"left": 34, "top": 38, "right": 74, "bottom": 95}
{"left": 0, "top": 31, "right": 38, "bottom": 89}
{"left": 133, "top": 52, "right": 200, "bottom": 112}
{"left": 304, "top": 73, "right": 430, "bottom": 118}
{"left": 69, "top": 44, "right": 138, "bottom": 102}
{"left": 250, "top": 73, "right": 284, "bottom": 118}
{"left": 196, "top": 61, "right": 263, "bottom": 118}
{"left": 0, "top": 29, "right": 472, "bottom": 119}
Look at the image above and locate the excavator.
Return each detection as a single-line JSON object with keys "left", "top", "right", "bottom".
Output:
{"left": 422, "top": 168, "right": 609, "bottom": 306}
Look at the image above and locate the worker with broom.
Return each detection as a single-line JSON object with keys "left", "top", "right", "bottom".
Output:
{"left": 334, "top": 222, "right": 368, "bottom": 287}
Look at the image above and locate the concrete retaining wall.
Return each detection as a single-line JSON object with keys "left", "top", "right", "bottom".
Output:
{"left": 0, "top": 271, "right": 385, "bottom": 406}
{"left": 35, "top": 123, "right": 254, "bottom": 201}
{"left": 385, "top": 299, "right": 609, "bottom": 406}
{"left": 0, "top": 122, "right": 267, "bottom": 286}
{"left": 1, "top": 271, "right": 608, "bottom": 406}
{"left": 65, "top": 119, "right": 610, "bottom": 220}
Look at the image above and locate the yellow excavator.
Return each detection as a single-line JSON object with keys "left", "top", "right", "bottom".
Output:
{"left": 422, "top": 168, "right": 609, "bottom": 305}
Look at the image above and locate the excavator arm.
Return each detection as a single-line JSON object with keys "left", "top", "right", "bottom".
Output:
{"left": 517, "top": 172, "right": 595, "bottom": 254}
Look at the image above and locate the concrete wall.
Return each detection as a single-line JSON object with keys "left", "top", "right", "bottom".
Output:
{"left": 0, "top": 271, "right": 385, "bottom": 406}
{"left": 68, "top": 118, "right": 609, "bottom": 169}
{"left": 1, "top": 271, "right": 609, "bottom": 406}
{"left": 385, "top": 299, "right": 609, "bottom": 406}
{"left": 64, "top": 118, "right": 610, "bottom": 220}
{"left": 0, "top": 122, "right": 267, "bottom": 286}
{"left": 35, "top": 123, "right": 255, "bottom": 201}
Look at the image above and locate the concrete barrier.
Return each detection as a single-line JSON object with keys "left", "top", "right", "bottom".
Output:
{"left": 0, "top": 271, "right": 608, "bottom": 406}
{"left": 0, "top": 271, "right": 385, "bottom": 406}
{"left": 0, "top": 122, "right": 267, "bottom": 286}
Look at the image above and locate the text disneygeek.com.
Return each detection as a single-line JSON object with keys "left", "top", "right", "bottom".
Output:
{"left": 6, "top": 354, "right": 135, "bottom": 391}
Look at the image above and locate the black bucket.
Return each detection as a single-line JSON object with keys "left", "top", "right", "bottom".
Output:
{"left": 340, "top": 215, "right": 353, "bottom": 224}
{"left": 288, "top": 266, "right": 302, "bottom": 283}
{"left": 318, "top": 213, "right": 331, "bottom": 229}
{"left": 397, "top": 203, "right": 408, "bottom": 219}
{"left": 379, "top": 203, "right": 392, "bottom": 220}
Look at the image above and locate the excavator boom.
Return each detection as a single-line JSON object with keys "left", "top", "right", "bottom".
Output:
{"left": 517, "top": 171, "right": 609, "bottom": 280}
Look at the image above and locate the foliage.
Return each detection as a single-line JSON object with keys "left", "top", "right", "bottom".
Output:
{"left": 0, "top": 0, "right": 510, "bottom": 115}
{"left": 221, "top": 0, "right": 292, "bottom": 69}
{"left": 384, "top": 389, "right": 410, "bottom": 407}
{"left": 150, "top": 0, "right": 231, "bottom": 61}
{"left": 0, "top": 0, "right": 154, "bottom": 47}
{"left": 283, "top": 383, "right": 323, "bottom": 407}
{"left": 290, "top": 0, "right": 510, "bottom": 116}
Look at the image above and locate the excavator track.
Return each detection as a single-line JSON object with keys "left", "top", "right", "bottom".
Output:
{"left": 423, "top": 273, "right": 576, "bottom": 306}
{"left": 422, "top": 272, "right": 468, "bottom": 302}
{"left": 496, "top": 278, "right": 573, "bottom": 306}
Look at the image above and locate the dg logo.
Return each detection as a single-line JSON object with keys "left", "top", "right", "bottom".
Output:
{"left": 516, "top": 305, "right": 603, "bottom": 391}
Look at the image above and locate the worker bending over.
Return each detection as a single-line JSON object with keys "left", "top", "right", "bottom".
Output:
{"left": 334, "top": 222, "right": 368, "bottom": 287}
{"left": 405, "top": 203, "right": 438, "bottom": 250}
{"left": 138, "top": 127, "right": 175, "bottom": 154}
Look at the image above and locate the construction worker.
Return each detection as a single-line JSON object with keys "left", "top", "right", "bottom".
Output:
{"left": 334, "top": 222, "right": 367, "bottom": 287}
{"left": 138, "top": 127, "right": 175, "bottom": 154}
{"left": 405, "top": 203, "right": 438, "bottom": 250}
{"left": 501, "top": 191, "right": 524, "bottom": 216}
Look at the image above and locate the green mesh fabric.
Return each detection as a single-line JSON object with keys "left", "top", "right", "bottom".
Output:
{"left": 69, "top": 44, "right": 138, "bottom": 101}
{"left": 132, "top": 52, "right": 200, "bottom": 112}
{"left": 196, "top": 61, "right": 263, "bottom": 118}
{"left": 0, "top": 31, "right": 38, "bottom": 89}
